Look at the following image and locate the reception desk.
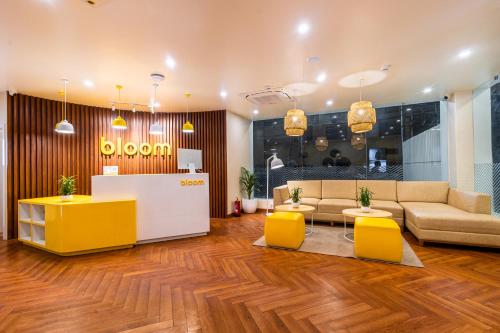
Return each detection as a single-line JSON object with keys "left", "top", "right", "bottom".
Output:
{"left": 92, "top": 174, "right": 210, "bottom": 243}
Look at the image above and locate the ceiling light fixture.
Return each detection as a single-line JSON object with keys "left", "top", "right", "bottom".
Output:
{"left": 83, "top": 79, "right": 94, "bottom": 88}
{"left": 297, "top": 22, "right": 310, "bottom": 35}
{"left": 348, "top": 78, "right": 376, "bottom": 133}
{"left": 220, "top": 90, "right": 228, "bottom": 98}
{"left": 149, "top": 73, "right": 165, "bottom": 135}
{"left": 326, "top": 99, "right": 333, "bottom": 106}
{"left": 457, "top": 48, "right": 472, "bottom": 59}
{"left": 165, "top": 55, "right": 176, "bottom": 69}
{"left": 54, "top": 79, "right": 75, "bottom": 134}
{"left": 422, "top": 87, "right": 433, "bottom": 94}
{"left": 111, "top": 85, "right": 127, "bottom": 130}
{"left": 253, "top": 109, "right": 259, "bottom": 115}
{"left": 284, "top": 97, "right": 307, "bottom": 137}
{"left": 316, "top": 72, "right": 327, "bottom": 83}
{"left": 182, "top": 92, "right": 194, "bottom": 134}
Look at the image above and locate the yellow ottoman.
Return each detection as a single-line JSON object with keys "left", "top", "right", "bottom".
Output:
{"left": 265, "top": 212, "right": 305, "bottom": 249}
{"left": 354, "top": 217, "right": 403, "bottom": 263}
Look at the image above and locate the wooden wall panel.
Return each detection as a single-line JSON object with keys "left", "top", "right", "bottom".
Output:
{"left": 6, "top": 93, "right": 227, "bottom": 239}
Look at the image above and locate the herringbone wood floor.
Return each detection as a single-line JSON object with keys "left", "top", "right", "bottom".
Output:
{"left": 0, "top": 214, "right": 499, "bottom": 333}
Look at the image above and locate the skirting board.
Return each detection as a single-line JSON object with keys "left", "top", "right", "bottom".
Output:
{"left": 137, "top": 232, "right": 208, "bottom": 244}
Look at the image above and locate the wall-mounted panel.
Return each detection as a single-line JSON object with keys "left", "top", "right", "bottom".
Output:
{"left": 7, "top": 93, "right": 227, "bottom": 238}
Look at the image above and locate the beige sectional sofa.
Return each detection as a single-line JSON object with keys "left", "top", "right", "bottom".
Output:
{"left": 273, "top": 180, "right": 500, "bottom": 248}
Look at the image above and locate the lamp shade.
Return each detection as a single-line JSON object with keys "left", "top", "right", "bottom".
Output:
{"left": 351, "top": 133, "right": 366, "bottom": 150}
{"left": 182, "top": 120, "right": 194, "bottom": 133}
{"left": 149, "top": 122, "right": 163, "bottom": 135}
{"left": 348, "top": 101, "right": 376, "bottom": 133}
{"left": 270, "top": 155, "right": 284, "bottom": 169}
{"left": 315, "top": 136, "right": 328, "bottom": 151}
{"left": 54, "top": 120, "right": 75, "bottom": 134}
{"left": 284, "top": 108, "right": 307, "bottom": 136}
{"left": 111, "top": 115, "right": 127, "bottom": 130}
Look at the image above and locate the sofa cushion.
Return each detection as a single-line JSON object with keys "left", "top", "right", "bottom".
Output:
{"left": 369, "top": 200, "right": 404, "bottom": 218}
{"left": 397, "top": 181, "right": 449, "bottom": 203}
{"left": 448, "top": 188, "right": 491, "bottom": 214}
{"left": 321, "top": 180, "right": 357, "bottom": 199}
{"left": 287, "top": 180, "right": 321, "bottom": 199}
{"left": 284, "top": 197, "right": 320, "bottom": 211}
{"left": 357, "top": 180, "right": 397, "bottom": 201}
{"left": 318, "top": 199, "right": 357, "bottom": 214}
{"left": 400, "top": 202, "right": 500, "bottom": 235}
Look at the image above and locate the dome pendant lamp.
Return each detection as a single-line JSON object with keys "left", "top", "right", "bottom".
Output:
{"left": 149, "top": 80, "right": 164, "bottom": 135}
{"left": 284, "top": 98, "right": 307, "bottom": 137}
{"left": 348, "top": 78, "right": 376, "bottom": 133}
{"left": 55, "top": 79, "right": 75, "bottom": 134}
{"left": 111, "top": 85, "right": 127, "bottom": 130}
{"left": 182, "top": 92, "right": 194, "bottom": 133}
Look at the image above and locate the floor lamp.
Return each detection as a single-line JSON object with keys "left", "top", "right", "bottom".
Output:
{"left": 266, "top": 153, "right": 284, "bottom": 215}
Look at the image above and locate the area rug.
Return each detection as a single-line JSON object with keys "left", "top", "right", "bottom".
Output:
{"left": 253, "top": 226, "right": 424, "bottom": 268}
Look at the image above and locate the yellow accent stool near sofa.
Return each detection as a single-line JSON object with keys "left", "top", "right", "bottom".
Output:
{"left": 265, "top": 212, "right": 305, "bottom": 249}
{"left": 354, "top": 217, "right": 403, "bottom": 263}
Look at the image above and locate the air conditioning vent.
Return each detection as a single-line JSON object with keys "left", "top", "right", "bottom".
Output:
{"left": 241, "top": 87, "right": 293, "bottom": 105}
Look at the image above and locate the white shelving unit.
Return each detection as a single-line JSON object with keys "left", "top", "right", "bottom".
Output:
{"left": 18, "top": 202, "right": 46, "bottom": 247}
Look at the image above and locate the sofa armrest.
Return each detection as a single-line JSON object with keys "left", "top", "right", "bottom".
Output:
{"left": 448, "top": 188, "right": 491, "bottom": 214}
{"left": 273, "top": 185, "right": 290, "bottom": 209}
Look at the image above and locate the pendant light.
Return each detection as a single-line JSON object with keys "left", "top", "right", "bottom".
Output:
{"left": 182, "top": 92, "right": 194, "bottom": 133}
{"left": 111, "top": 85, "right": 127, "bottom": 130}
{"left": 315, "top": 136, "right": 328, "bottom": 151}
{"left": 284, "top": 98, "right": 307, "bottom": 137}
{"left": 351, "top": 133, "right": 366, "bottom": 150}
{"left": 149, "top": 81, "right": 163, "bottom": 135}
{"left": 55, "top": 79, "right": 75, "bottom": 134}
{"left": 348, "top": 78, "right": 376, "bottom": 133}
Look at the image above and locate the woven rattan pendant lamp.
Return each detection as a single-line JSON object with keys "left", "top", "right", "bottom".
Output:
{"left": 348, "top": 78, "right": 376, "bottom": 133}
{"left": 284, "top": 98, "right": 307, "bottom": 136}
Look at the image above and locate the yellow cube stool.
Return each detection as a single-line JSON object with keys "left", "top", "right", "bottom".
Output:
{"left": 354, "top": 217, "right": 403, "bottom": 263}
{"left": 265, "top": 212, "right": 305, "bottom": 249}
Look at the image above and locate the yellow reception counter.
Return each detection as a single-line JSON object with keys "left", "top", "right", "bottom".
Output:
{"left": 18, "top": 195, "right": 136, "bottom": 255}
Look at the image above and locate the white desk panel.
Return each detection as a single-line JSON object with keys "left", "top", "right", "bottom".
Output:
{"left": 92, "top": 174, "right": 210, "bottom": 242}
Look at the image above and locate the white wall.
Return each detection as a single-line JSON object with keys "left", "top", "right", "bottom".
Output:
{"left": 448, "top": 91, "right": 475, "bottom": 191}
{"left": 226, "top": 111, "right": 252, "bottom": 215}
{"left": 0, "top": 92, "right": 7, "bottom": 239}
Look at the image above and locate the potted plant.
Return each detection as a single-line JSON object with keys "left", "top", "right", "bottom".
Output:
{"left": 239, "top": 167, "right": 258, "bottom": 213}
{"left": 358, "top": 187, "right": 374, "bottom": 212}
{"left": 58, "top": 175, "right": 77, "bottom": 202}
{"left": 290, "top": 186, "right": 303, "bottom": 208}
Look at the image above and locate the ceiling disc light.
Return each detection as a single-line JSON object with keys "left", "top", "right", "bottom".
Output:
{"left": 83, "top": 79, "right": 94, "bottom": 88}
{"left": 422, "top": 87, "right": 433, "bottom": 94}
{"left": 220, "top": 90, "right": 228, "bottom": 98}
{"left": 165, "top": 55, "right": 176, "bottom": 69}
{"left": 326, "top": 99, "right": 333, "bottom": 106}
{"left": 316, "top": 72, "right": 327, "bottom": 83}
{"left": 182, "top": 92, "right": 194, "bottom": 133}
{"left": 111, "top": 85, "right": 127, "bottom": 130}
{"left": 348, "top": 78, "right": 376, "bottom": 134}
{"left": 297, "top": 22, "right": 310, "bottom": 35}
{"left": 253, "top": 109, "right": 259, "bottom": 115}
{"left": 457, "top": 48, "right": 472, "bottom": 59}
{"left": 55, "top": 79, "right": 75, "bottom": 135}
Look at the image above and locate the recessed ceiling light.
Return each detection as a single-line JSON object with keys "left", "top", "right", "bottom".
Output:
{"left": 83, "top": 79, "right": 94, "bottom": 88}
{"left": 390, "top": 126, "right": 394, "bottom": 130}
{"left": 326, "top": 99, "right": 333, "bottom": 106}
{"left": 297, "top": 22, "right": 310, "bottom": 35}
{"left": 316, "top": 72, "right": 327, "bottom": 83}
{"left": 406, "top": 108, "right": 412, "bottom": 111}
{"left": 220, "top": 90, "right": 228, "bottom": 98}
{"left": 396, "top": 119, "right": 401, "bottom": 123}
{"left": 422, "top": 87, "right": 433, "bottom": 94}
{"left": 253, "top": 109, "right": 259, "bottom": 115}
{"left": 336, "top": 124, "right": 340, "bottom": 127}
{"left": 457, "top": 48, "right": 473, "bottom": 59}
{"left": 165, "top": 55, "right": 176, "bottom": 69}
{"left": 273, "top": 121, "right": 278, "bottom": 125}
{"left": 339, "top": 130, "right": 343, "bottom": 133}
{"left": 332, "top": 115, "right": 337, "bottom": 119}
{"left": 385, "top": 132, "right": 389, "bottom": 135}
{"left": 154, "top": 102, "right": 160, "bottom": 107}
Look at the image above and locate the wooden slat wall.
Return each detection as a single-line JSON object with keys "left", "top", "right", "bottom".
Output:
{"left": 6, "top": 93, "right": 227, "bottom": 239}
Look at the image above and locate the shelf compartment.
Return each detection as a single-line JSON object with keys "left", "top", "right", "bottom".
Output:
{"left": 31, "top": 205, "right": 46, "bottom": 224}
{"left": 19, "top": 221, "right": 31, "bottom": 241}
{"left": 32, "top": 224, "right": 46, "bottom": 247}
{"left": 19, "top": 203, "right": 30, "bottom": 221}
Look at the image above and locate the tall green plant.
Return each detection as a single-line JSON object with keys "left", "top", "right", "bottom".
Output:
{"left": 358, "top": 187, "right": 374, "bottom": 207}
{"left": 58, "top": 175, "right": 77, "bottom": 196}
{"left": 239, "top": 167, "right": 256, "bottom": 199}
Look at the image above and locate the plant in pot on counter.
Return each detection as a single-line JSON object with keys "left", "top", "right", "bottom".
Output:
{"left": 358, "top": 187, "right": 374, "bottom": 212}
{"left": 290, "top": 186, "right": 303, "bottom": 208}
{"left": 239, "top": 167, "right": 258, "bottom": 213}
{"left": 58, "top": 175, "right": 77, "bottom": 202}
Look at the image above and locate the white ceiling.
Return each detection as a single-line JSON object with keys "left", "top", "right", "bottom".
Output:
{"left": 1, "top": 0, "right": 499, "bottom": 119}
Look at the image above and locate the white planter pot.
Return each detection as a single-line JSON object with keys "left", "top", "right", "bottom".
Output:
{"left": 291, "top": 201, "right": 301, "bottom": 208}
{"left": 242, "top": 198, "right": 258, "bottom": 214}
{"left": 60, "top": 195, "right": 74, "bottom": 202}
{"left": 360, "top": 206, "right": 371, "bottom": 213}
